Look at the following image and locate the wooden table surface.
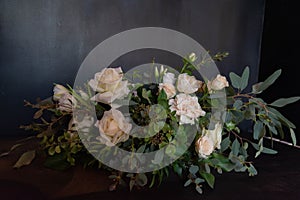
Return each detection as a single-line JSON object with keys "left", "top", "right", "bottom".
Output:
{"left": 1, "top": 138, "right": 300, "bottom": 200}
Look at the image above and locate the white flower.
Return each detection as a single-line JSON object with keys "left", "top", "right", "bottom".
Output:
{"left": 53, "top": 84, "right": 76, "bottom": 112}
{"left": 207, "top": 74, "right": 229, "bottom": 93}
{"left": 91, "top": 80, "right": 130, "bottom": 104}
{"left": 177, "top": 73, "right": 203, "bottom": 94}
{"left": 202, "top": 123, "right": 223, "bottom": 149}
{"left": 169, "top": 93, "right": 206, "bottom": 125}
{"left": 95, "top": 109, "right": 131, "bottom": 146}
{"left": 159, "top": 83, "right": 176, "bottom": 99}
{"left": 163, "top": 72, "right": 176, "bottom": 85}
{"left": 89, "top": 67, "right": 130, "bottom": 104}
{"left": 195, "top": 135, "right": 214, "bottom": 158}
{"left": 53, "top": 84, "right": 70, "bottom": 101}
{"left": 57, "top": 93, "right": 75, "bottom": 112}
{"left": 159, "top": 73, "right": 176, "bottom": 99}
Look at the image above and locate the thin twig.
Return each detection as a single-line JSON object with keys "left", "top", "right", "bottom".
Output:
{"left": 264, "top": 136, "right": 300, "bottom": 149}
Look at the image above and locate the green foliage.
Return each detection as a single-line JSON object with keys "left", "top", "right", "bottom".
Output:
{"left": 2, "top": 54, "right": 299, "bottom": 196}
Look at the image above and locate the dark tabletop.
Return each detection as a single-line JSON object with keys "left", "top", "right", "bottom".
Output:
{"left": 1, "top": 138, "right": 300, "bottom": 200}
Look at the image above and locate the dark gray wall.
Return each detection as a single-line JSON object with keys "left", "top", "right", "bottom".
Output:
{"left": 0, "top": 0, "right": 265, "bottom": 137}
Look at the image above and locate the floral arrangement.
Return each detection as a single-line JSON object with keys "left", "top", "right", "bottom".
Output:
{"left": 2, "top": 52, "right": 299, "bottom": 194}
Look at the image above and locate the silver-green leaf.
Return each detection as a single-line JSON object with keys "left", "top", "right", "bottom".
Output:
{"left": 269, "top": 97, "right": 300, "bottom": 107}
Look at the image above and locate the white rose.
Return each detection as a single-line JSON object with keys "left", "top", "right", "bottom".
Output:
{"left": 91, "top": 80, "right": 130, "bottom": 104}
{"left": 89, "top": 67, "right": 129, "bottom": 104}
{"left": 195, "top": 135, "right": 214, "bottom": 158}
{"left": 207, "top": 74, "right": 229, "bottom": 93}
{"left": 163, "top": 72, "right": 176, "bottom": 85}
{"left": 89, "top": 67, "right": 123, "bottom": 92}
{"left": 96, "top": 109, "right": 131, "bottom": 146}
{"left": 169, "top": 93, "right": 206, "bottom": 125}
{"left": 202, "top": 123, "right": 223, "bottom": 149}
{"left": 177, "top": 73, "right": 203, "bottom": 94}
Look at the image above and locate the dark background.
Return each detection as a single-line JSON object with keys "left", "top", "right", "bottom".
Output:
{"left": 0, "top": 0, "right": 266, "bottom": 137}
{"left": 259, "top": 0, "right": 300, "bottom": 141}
{"left": 1, "top": 1, "right": 300, "bottom": 200}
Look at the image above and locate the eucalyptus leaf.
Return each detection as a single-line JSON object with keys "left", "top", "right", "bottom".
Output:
{"left": 200, "top": 172, "right": 215, "bottom": 189}
{"left": 254, "top": 69, "right": 281, "bottom": 93}
{"left": 240, "top": 66, "right": 250, "bottom": 91}
{"left": 253, "top": 121, "right": 264, "bottom": 140}
{"left": 220, "top": 136, "right": 230, "bottom": 152}
{"left": 189, "top": 165, "right": 199, "bottom": 175}
{"left": 267, "top": 107, "right": 296, "bottom": 128}
{"left": 231, "top": 138, "right": 240, "bottom": 156}
{"left": 251, "top": 142, "right": 278, "bottom": 155}
{"left": 269, "top": 97, "right": 300, "bottom": 107}
{"left": 290, "top": 128, "right": 297, "bottom": 146}
{"left": 248, "top": 164, "right": 258, "bottom": 176}
{"left": 229, "top": 72, "right": 241, "bottom": 89}
{"left": 184, "top": 179, "right": 192, "bottom": 187}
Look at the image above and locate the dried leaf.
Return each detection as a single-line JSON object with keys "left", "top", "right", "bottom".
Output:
{"left": 13, "top": 150, "right": 36, "bottom": 168}
{"left": 33, "top": 109, "right": 43, "bottom": 119}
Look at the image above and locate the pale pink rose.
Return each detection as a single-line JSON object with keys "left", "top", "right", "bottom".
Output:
{"left": 207, "top": 74, "right": 229, "bottom": 93}
{"left": 202, "top": 123, "right": 223, "bottom": 149}
{"left": 163, "top": 72, "right": 176, "bottom": 85}
{"left": 96, "top": 109, "right": 131, "bottom": 146}
{"left": 169, "top": 93, "right": 206, "bottom": 125}
{"left": 159, "top": 83, "right": 176, "bottom": 99}
{"left": 195, "top": 135, "right": 214, "bottom": 158}
{"left": 177, "top": 73, "right": 203, "bottom": 94}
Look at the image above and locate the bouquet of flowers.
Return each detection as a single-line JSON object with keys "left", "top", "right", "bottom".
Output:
{"left": 2, "top": 52, "right": 299, "bottom": 194}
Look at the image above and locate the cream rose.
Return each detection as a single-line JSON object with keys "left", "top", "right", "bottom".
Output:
{"left": 195, "top": 135, "right": 214, "bottom": 158}
{"left": 169, "top": 93, "right": 206, "bottom": 125}
{"left": 207, "top": 74, "right": 229, "bottom": 93}
{"left": 177, "top": 73, "right": 203, "bottom": 94}
{"left": 96, "top": 109, "right": 131, "bottom": 146}
{"left": 202, "top": 123, "right": 223, "bottom": 149}
{"left": 89, "top": 67, "right": 130, "bottom": 104}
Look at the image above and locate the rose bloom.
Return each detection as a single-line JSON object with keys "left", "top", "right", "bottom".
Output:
{"left": 177, "top": 73, "right": 203, "bottom": 94}
{"left": 207, "top": 74, "right": 229, "bottom": 93}
{"left": 159, "top": 83, "right": 176, "bottom": 99}
{"left": 96, "top": 109, "right": 131, "bottom": 146}
{"left": 195, "top": 135, "right": 214, "bottom": 158}
{"left": 169, "top": 93, "right": 206, "bottom": 125}
{"left": 202, "top": 123, "right": 223, "bottom": 149}
{"left": 159, "top": 72, "right": 176, "bottom": 99}
{"left": 89, "top": 67, "right": 130, "bottom": 104}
